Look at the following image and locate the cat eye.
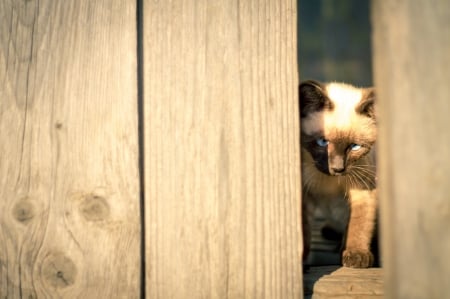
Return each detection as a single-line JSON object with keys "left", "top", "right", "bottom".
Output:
{"left": 316, "top": 138, "right": 329, "bottom": 147}
{"left": 350, "top": 143, "right": 362, "bottom": 151}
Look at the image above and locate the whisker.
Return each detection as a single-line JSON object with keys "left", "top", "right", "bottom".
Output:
{"left": 351, "top": 166, "right": 376, "bottom": 172}
{"left": 355, "top": 167, "right": 377, "bottom": 180}
{"left": 302, "top": 168, "right": 318, "bottom": 197}
{"left": 352, "top": 169, "right": 373, "bottom": 190}
{"left": 344, "top": 176, "right": 350, "bottom": 199}
{"left": 351, "top": 167, "right": 376, "bottom": 178}
{"left": 347, "top": 173, "right": 357, "bottom": 190}
{"left": 351, "top": 165, "right": 376, "bottom": 172}
{"left": 351, "top": 164, "right": 376, "bottom": 169}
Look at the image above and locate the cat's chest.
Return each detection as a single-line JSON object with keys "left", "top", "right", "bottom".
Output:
{"left": 311, "top": 176, "right": 345, "bottom": 199}
{"left": 302, "top": 166, "right": 347, "bottom": 200}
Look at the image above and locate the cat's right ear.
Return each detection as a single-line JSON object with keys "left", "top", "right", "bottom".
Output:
{"left": 356, "top": 87, "right": 376, "bottom": 120}
{"left": 299, "top": 80, "right": 331, "bottom": 117}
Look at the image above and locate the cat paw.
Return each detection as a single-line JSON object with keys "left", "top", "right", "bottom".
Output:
{"left": 342, "top": 248, "right": 374, "bottom": 268}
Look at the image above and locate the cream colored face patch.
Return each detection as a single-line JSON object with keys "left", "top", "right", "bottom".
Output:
{"left": 302, "top": 110, "right": 376, "bottom": 140}
{"left": 322, "top": 110, "right": 375, "bottom": 136}
{"left": 301, "top": 83, "right": 375, "bottom": 138}
{"left": 324, "top": 83, "right": 364, "bottom": 131}
{"left": 301, "top": 111, "right": 325, "bottom": 136}
{"left": 325, "top": 83, "right": 363, "bottom": 107}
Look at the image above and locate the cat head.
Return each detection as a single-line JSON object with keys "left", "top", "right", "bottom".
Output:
{"left": 299, "top": 80, "right": 376, "bottom": 176}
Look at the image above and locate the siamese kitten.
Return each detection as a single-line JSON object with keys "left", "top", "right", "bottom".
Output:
{"left": 300, "top": 80, "right": 377, "bottom": 268}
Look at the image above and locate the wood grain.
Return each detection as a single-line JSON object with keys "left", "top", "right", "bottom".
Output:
{"left": 309, "top": 266, "right": 383, "bottom": 299}
{"left": 143, "top": 0, "right": 301, "bottom": 298}
{"left": 372, "top": 1, "right": 450, "bottom": 298}
{"left": 0, "top": 1, "right": 140, "bottom": 298}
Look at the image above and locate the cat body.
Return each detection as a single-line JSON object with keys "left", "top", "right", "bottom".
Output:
{"left": 300, "top": 80, "right": 377, "bottom": 268}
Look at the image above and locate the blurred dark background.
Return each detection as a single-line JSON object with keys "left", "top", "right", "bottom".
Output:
{"left": 298, "top": 0, "right": 372, "bottom": 87}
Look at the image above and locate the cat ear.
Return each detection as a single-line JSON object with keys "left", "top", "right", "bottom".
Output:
{"left": 299, "top": 80, "right": 332, "bottom": 117}
{"left": 356, "top": 87, "right": 376, "bottom": 119}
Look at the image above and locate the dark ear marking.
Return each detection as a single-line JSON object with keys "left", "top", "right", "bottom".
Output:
{"left": 299, "top": 80, "right": 334, "bottom": 117}
{"left": 356, "top": 87, "right": 376, "bottom": 119}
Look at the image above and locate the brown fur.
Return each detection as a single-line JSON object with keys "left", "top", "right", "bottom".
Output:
{"left": 300, "top": 80, "right": 378, "bottom": 268}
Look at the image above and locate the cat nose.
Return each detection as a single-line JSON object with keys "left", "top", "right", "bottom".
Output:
{"left": 329, "top": 155, "right": 345, "bottom": 175}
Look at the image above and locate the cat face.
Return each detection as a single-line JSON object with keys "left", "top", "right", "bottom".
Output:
{"left": 300, "top": 80, "right": 376, "bottom": 176}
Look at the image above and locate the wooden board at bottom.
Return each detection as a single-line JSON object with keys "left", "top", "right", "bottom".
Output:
{"left": 304, "top": 266, "right": 383, "bottom": 299}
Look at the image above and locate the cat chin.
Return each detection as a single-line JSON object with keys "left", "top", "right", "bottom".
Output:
{"left": 329, "top": 171, "right": 346, "bottom": 177}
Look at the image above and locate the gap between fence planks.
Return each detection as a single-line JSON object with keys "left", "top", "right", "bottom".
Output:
{"left": 0, "top": 1, "right": 140, "bottom": 298}
{"left": 143, "top": 0, "right": 302, "bottom": 298}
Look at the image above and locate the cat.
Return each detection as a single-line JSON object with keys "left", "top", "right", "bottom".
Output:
{"left": 299, "top": 80, "right": 378, "bottom": 268}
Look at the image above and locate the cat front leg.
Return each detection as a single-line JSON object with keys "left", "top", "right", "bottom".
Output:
{"left": 342, "top": 189, "right": 377, "bottom": 268}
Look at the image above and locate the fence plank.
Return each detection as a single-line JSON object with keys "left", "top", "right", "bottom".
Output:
{"left": 0, "top": 1, "right": 140, "bottom": 298}
{"left": 143, "top": 0, "right": 302, "bottom": 298}
{"left": 372, "top": 1, "right": 450, "bottom": 298}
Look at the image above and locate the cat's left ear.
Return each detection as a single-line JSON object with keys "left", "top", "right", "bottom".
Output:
{"left": 356, "top": 88, "right": 376, "bottom": 119}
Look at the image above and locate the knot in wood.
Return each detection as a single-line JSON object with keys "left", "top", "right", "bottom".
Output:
{"left": 80, "top": 194, "right": 110, "bottom": 222}
{"left": 12, "top": 200, "right": 35, "bottom": 224}
{"left": 41, "top": 252, "right": 77, "bottom": 289}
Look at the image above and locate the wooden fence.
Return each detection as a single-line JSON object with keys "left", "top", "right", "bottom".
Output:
{"left": 0, "top": 1, "right": 141, "bottom": 298}
{"left": 0, "top": 1, "right": 448, "bottom": 298}
{"left": 372, "top": 1, "right": 450, "bottom": 298}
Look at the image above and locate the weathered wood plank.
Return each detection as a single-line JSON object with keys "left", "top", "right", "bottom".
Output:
{"left": 306, "top": 267, "right": 383, "bottom": 299}
{"left": 0, "top": 1, "right": 140, "bottom": 298}
{"left": 143, "top": 0, "right": 301, "bottom": 298}
{"left": 372, "top": 1, "right": 450, "bottom": 298}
